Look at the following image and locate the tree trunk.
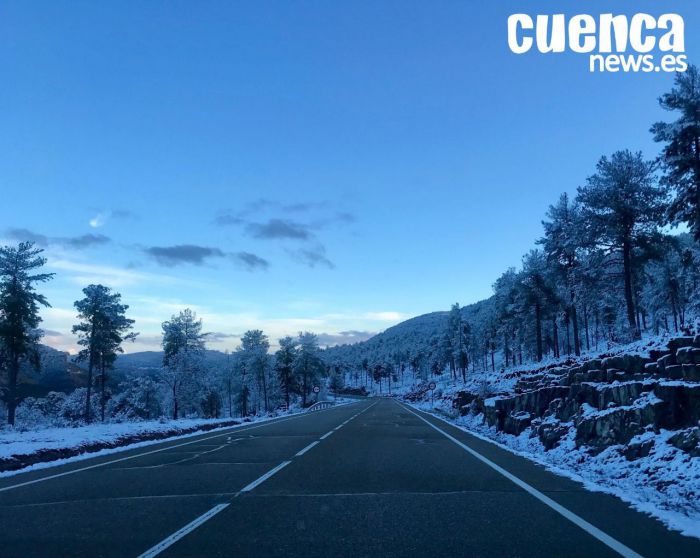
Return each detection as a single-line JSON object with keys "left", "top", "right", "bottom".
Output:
{"left": 570, "top": 294, "right": 581, "bottom": 356}
{"left": 85, "top": 356, "right": 94, "bottom": 424}
{"left": 7, "top": 354, "right": 20, "bottom": 426}
{"left": 535, "top": 302, "right": 543, "bottom": 361}
{"left": 100, "top": 356, "right": 106, "bottom": 422}
{"left": 622, "top": 240, "right": 639, "bottom": 338}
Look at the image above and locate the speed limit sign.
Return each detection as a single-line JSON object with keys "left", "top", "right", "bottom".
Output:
{"left": 428, "top": 381, "right": 436, "bottom": 390}
{"left": 312, "top": 385, "right": 320, "bottom": 394}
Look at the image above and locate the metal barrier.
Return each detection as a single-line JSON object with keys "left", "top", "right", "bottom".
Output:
{"left": 306, "top": 401, "right": 334, "bottom": 412}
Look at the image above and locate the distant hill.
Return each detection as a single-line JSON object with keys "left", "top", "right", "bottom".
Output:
{"left": 323, "top": 296, "right": 496, "bottom": 369}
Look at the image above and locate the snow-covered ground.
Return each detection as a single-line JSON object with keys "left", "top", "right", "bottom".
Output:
{"left": 0, "top": 398, "right": 357, "bottom": 478}
{"left": 405, "top": 395, "right": 700, "bottom": 539}
{"left": 395, "top": 333, "right": 700, "bottom": 540}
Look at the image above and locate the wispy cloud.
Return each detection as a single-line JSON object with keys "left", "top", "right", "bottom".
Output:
{"left": 289, "top": 245, "right": 335, "bottom": 269}
{"left": 233, "top": 251, "right": 270, "bottom": 271}
{"left": 144, "top": 245, "right": 226, "bottom": 267}
{"left": 89, "top": 209, "right": 136, "bottom": 228}
{"left": 246, "top": 219, "right": 311, "bottom": 240}
{"left": 316, "top": 330, "right": 376, "bottom": 347}
{"left": 6, "top": 228, "right": 110, "bottom": 250}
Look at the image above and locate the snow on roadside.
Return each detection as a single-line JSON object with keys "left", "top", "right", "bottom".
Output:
{"left": 0, "top": 398, "right": 357, "bottom": 479}
{"left": 403, "top": 395, "right": 700, "bottom": 540}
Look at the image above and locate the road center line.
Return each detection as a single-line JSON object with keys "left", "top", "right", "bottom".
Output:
{"left": 400, "top": 403, "right": 644, "bottom": 558}
{"left": 137, "top": 503, "right": 230, "bottom": 558}
{"left": 240, "top": 460, "right": 291, "bottom": 493}
{"left": 136, "top": 399, "right": 378, "bottom": 558}
{"left": 295, "top": 441, "right": 320, "bottom": 457}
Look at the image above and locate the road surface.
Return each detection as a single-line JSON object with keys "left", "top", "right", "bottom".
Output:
{"left": 0, "top": 398, "right": 698, "bottom": 557}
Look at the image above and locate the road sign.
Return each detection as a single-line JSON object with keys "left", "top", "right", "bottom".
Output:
{"left": 428, "top": 381, "right": 436, "bottom": 390}
{"left": 312, "top": 385, "right": 320, "bottom": 394}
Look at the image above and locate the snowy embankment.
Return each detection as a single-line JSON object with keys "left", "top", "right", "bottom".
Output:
{"left": 399, "top": 334, "right": 700, "bottom": 540}
{"left": 0, "top": 398, "right": 354, "bottom": 477}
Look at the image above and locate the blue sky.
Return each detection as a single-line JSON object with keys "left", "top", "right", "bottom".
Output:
{"left": 1, "top": 1, "right": 699, "bottom": 353}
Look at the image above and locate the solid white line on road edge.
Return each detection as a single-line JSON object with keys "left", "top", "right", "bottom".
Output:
{"left": 0, "top": 400, "right": 367, "bottom": 494}
{"left": 137, "top": 503, "right": 230, "bottom": 558}
{"left": 400, "top": 403, "right": 644, "bottom": 558}
{"left": 295, "top": 441, "right": 320, "bottom": 457}
{"left": 240, "top": 460, "right": 291, "bottom": 492}
{"left": 320, "top": 431, "right": 333, "bottom": 440}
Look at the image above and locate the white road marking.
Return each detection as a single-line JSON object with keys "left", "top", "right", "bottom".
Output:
{"left": 0, "top": 401, "right": 362, "bottom": 493}
{"left": 295, "top": 441, "right": 320, "bottom": 457}
{"left": 137, "top": 503, "right": 230, "bottom": 558}
{"left": 240, "top": 460, "right": 292, "bottom": 493}
{"left": 400, "top": 403, "right": 644, "bottom": 558}
{"left": 135, "top": 399, "right": 379, "bottom": 557}
{"left": 319, "top": 431, "right": 333, "bottom": 440}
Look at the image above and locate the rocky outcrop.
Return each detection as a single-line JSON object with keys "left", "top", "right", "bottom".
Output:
{"left": 453, "top": 334, "right": 700, "bottom": 454}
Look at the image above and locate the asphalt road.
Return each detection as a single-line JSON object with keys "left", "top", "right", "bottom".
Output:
{"left": 0, "top": 398, "right": 698, "bottom": 558}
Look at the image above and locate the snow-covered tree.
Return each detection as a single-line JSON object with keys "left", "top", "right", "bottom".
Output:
{"left": 577, "top": 150, "right": 664, "bottom": 339}
{"left": 275, "top": 336, "right": 297, "bottom": 408}
{"left": 652, "top": 65, "right": 700, "bottom": 240}
{"left": 237, "top": 330, "right": 270, "bottom": 413}
{"left": 72, "top": 284, "right": 136, "bottom": 422}
{"left": 0, "top": 242, "right": 54, "bottom": 425}
{"left": 295, "top": 332, "right": 325, "bottom": 407}
{"left": 160, "top": 309, "right": 205, "bottom": 419}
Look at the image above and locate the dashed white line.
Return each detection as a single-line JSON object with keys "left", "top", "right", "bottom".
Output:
{"left": 400, "top": 403, "right": 644, "bottom": 558}
{"left": 295, "top": 441, "right": 320, "bottom": 457}
{"left": 319, "top": 431, "right": 333, "bottom": 440}
{"left": 137, "top": 503, "right": 230, "bottom": 558}
{"left": 240, "top": 460, "right": 292, "bottom": 493}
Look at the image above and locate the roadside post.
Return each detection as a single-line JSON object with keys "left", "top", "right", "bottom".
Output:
{"left": 429, "top": 381, "right": 436, "bottom": 408}
{"left": 313, "top": 385, "right": 320, "bottom": 402}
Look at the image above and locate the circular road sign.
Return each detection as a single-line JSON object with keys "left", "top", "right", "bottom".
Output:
{"left": 428, "top": 381, "right": 436, "bottom": 390}
{"left": 312, "top": 385, "right": 321, "bottom": 394}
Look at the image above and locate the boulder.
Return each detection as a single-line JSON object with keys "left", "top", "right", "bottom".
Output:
{"left": 668, "top": 427, "right": 700, "bottom": 457}
{"left": 682, "top": 364, "right": 700, "bottom": 382}
{"left": 664, "top": 365, "right": 684, "bottom": 380}
{"left": 537, "top": 421, "right": 570, "bottom": 450}
{"left": 503, "top": 411, "right": 532, "bottom": 436}
{"left": 575, "top": 399, "right": 663, "bottom": 447}
{"left": 676, "top": 347, "right": 700, "bottom": 365}
{"left": 668, "top": 337, "right": 695, "bottom": 352}
{"left": 623, "top": 438, "right": 655, "bottom": 460}
{"left": 654, "top": 383, "right": 700, "bottom": 428}
{"left": 644, "top": 362, "right": 658, "bottom": 373}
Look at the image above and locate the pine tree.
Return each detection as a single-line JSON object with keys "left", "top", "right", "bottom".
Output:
{"left": 539, "top": 193, "right": 584, "bottom": 355}
{"left": 0, "top": 242, "right": 54, "bottom": 425}
{"left": 577, "top": 150, "right": 663, "bottom": 339}
{"left": 161, "top": 309, "right": 205, "bottom": 419}
{"left": 652, "top": 65, "right": 700, "bottom": 240}
{"left": 295, "top": 332, "right": 325, "bottom": 407}
{"left": 275, "top": 336, "right": 297, "bottom": 409}
{"left": 237, "top": 330, "right": 270, "bottom": 413}
{"left": 72, "top": 284, "right": 136, "bottom": 422}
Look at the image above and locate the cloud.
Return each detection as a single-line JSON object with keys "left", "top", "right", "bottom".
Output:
{"left": 213, "top": 214, "right": 245, "bottom": 226}
{"left": 89, "top": 209, "right": 137, "bottom": 228}
{"left": 233, "top": 251, "right": 269, "bottom": 271}
{"left": 144, "top": 245, "right": 226, "bottom": 267}
{"left": 206, "top": 331, "right": 240, "bottom": 342}
{"left": 289, "top": 245, "right": 335, "bottom": 269}
{"left": 283, "top": 201, "right": 329, "bottom": 212}
{"left": 62, "top": 234, "right": 111, "bottom": 249}
{"left": 245, "top": 219, "right": 311, "bottom": 240}
{"left": 5, "top": 228, "right": 49, "bottom": 246}
{"left": 6, "top": 228, "right": 110, "bottom": 250}
{"left": 316, "top": 330, "right": 376, "bottom": 347}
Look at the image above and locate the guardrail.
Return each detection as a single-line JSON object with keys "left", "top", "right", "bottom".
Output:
{"left": 306, "top": 401, "right": 334, "bottom": 412}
